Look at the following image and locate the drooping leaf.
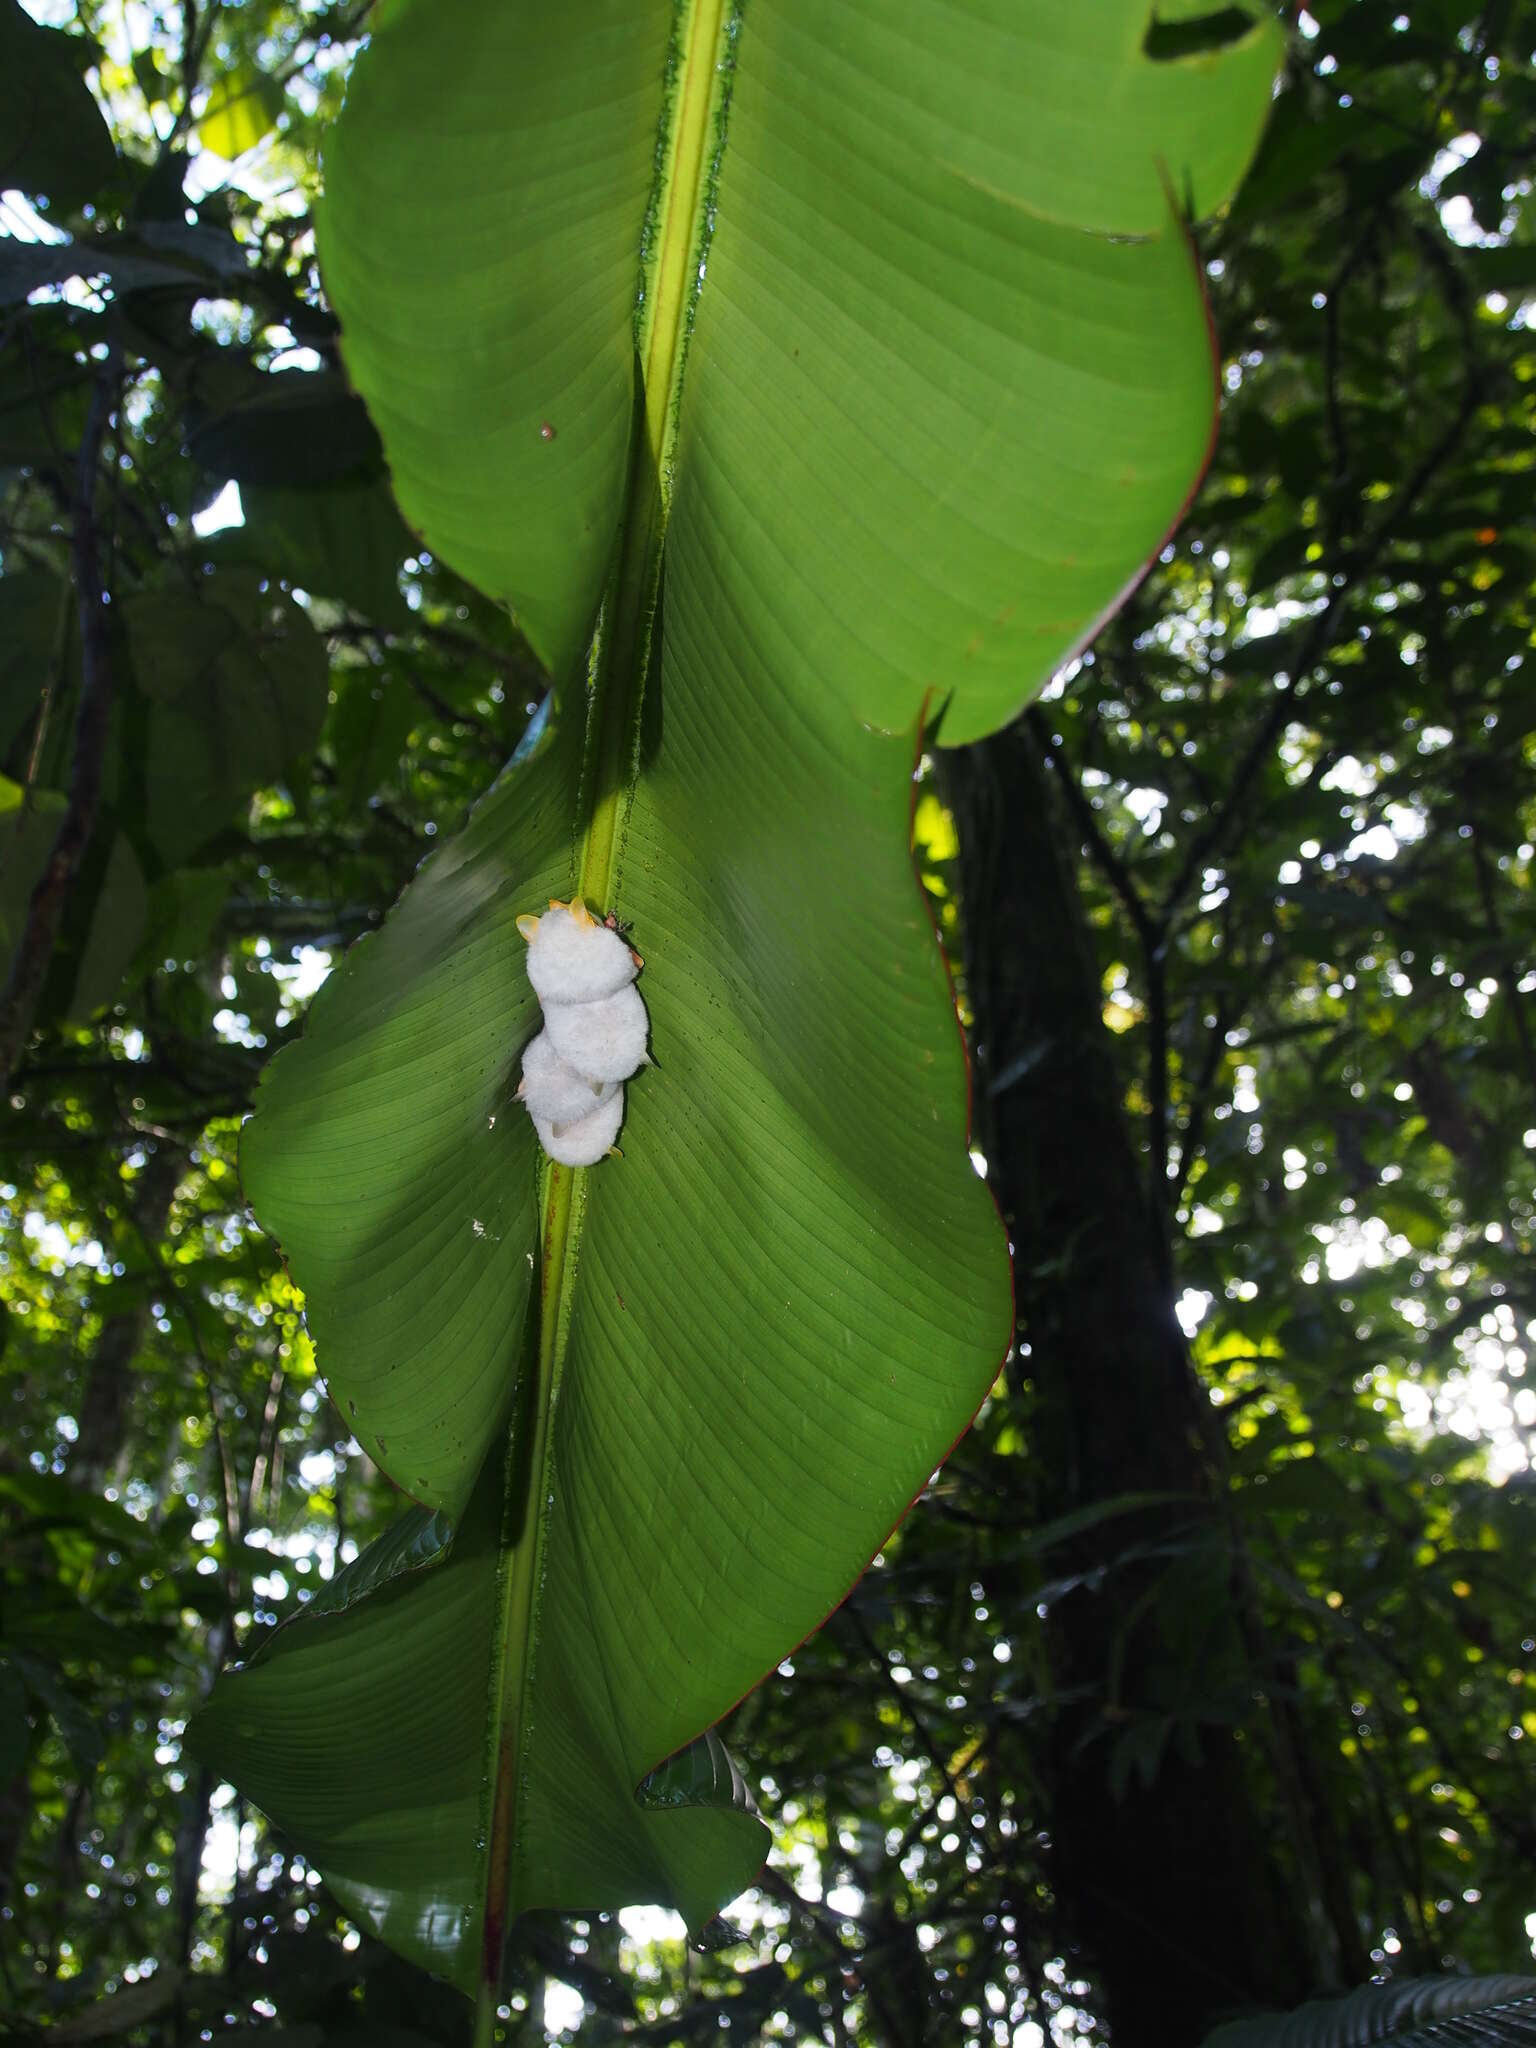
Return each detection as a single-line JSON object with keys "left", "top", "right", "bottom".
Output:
{"left": 0, "top": 238, "right": 187, "bottom": 308}
{"left": 185, "top": 367, "right": 382, "bottom": 492}
{"left": 0, "top": 2, "right": 117, "bottom": 211}
{"left": 197, "top": 0, "right": 1281, "bottom": 1989}
{"left": 1204, "top": 1977, "right": 1536, "bottom": 2048}
{"left": 0, "top": 222, "right": 255, "bottom": 309}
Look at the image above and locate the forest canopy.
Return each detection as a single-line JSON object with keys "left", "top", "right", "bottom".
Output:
{"left": 2, "top": 2, "right": 1535, "bottom": 2046}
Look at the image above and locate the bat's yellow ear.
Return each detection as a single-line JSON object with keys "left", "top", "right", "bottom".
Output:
{"left": 568, "top": 896, "right": 595, "bottom": 927}
{"left": 516, "top": 914, "right": 541, "bottom": 942}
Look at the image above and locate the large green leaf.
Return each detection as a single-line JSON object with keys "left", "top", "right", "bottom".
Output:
{"left": 315, "top": 0, "right": 1280, "bottom": 736}
{"left": 1204, "top": 1977, "right": 1536, "bottom": 2048}
{"left": 195, "top": 0, "right": 1280, "bottom": 2001}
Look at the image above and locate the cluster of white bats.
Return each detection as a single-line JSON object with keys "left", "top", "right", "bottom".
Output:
{"left": 515, "top": 899, "right": 648, "bottom": 1166}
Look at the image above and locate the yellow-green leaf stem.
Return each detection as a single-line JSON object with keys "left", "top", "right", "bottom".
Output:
{"left": 476, "top": 0, "right": 732, "bottom": 2016}
{"left": 574, "top": 0, "right": 732, "bottom": 913}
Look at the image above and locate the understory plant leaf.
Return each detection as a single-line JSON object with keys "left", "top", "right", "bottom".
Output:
{"left": 194, "top": 0, "right": 1283, "bottom": 1995}
{"left": 115, "top": 573, "right": 328, "bottom": 865}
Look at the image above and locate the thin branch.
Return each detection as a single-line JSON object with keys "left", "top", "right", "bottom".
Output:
{"left": 327, "top": 613, "right": 545, "bottom": 706}
{"left": 0, "top": 344, "right": 123, "bottom": 1088}
{"left": 1024, "top": 707, "right": 1160, "bottom": 962}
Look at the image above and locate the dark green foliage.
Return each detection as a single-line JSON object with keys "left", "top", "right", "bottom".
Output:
{"left": 0, "top": 0, "right": 118, "bottom": 210}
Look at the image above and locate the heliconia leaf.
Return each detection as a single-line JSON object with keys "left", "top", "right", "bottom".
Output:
{"left": 195, "top": 0, "right": 1282, "bottom": 1997}
{"left": 192, "top": 1433, "right": 767, "bottom": 1977}
{"left": 315, "top": 2, "right": 676, "bottom": 677}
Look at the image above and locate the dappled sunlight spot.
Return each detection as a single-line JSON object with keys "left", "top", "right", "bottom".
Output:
{"left": 1347, "top": 822, "right": 1404, "bottom": 863}
{"left": 1305, "top": 1214, "right": 1411, "bottom": 1285}
{"left": 191, "top": 479, "right": 244, "bottom": 538}
{"left": 1176, "top": 1288, "right": 1212, "bottom": 1338}
{"left": 196, "top": 1787, "right": 258, "bottom": 1910}
{"left": 617, "top": 1903, "right": 686, "bottom": 1946}
{"left": 211, "top": 1007, "right": 265, "bottom": 1050}
{"left": 542, "top": 1978, "right": 585, "bottom": 2034}
{"left": 1376, "top": 1297, "right": 1535, "bottom": 1481}
{"left": 272, "top": 945, "right": 334, "bottom": 1008}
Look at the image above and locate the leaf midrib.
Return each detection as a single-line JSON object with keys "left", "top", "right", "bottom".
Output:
{"left": 474, "top": 0, "right": 731, "bottom": 2012}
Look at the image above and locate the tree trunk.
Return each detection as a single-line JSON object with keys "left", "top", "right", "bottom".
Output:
{"left": 946, "top": 724, "right": 1326, "bottom": 2043}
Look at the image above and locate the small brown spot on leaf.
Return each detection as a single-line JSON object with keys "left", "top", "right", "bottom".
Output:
{"left": 539, "top": 421, "right": 556, "bottom": 441}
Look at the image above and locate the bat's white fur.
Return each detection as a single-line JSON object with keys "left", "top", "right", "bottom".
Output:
{"left": 517, "top": 901, "right": 648, "bottom": 1165}
{"left": 533, "top": 1087, "right": 625, "bottom": 1168}
{"left": 519, "top": 1029, "right": 617, "bottom": 1127}
{"left": 542, "top": 984, "right": 648, "bottom": 1084}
